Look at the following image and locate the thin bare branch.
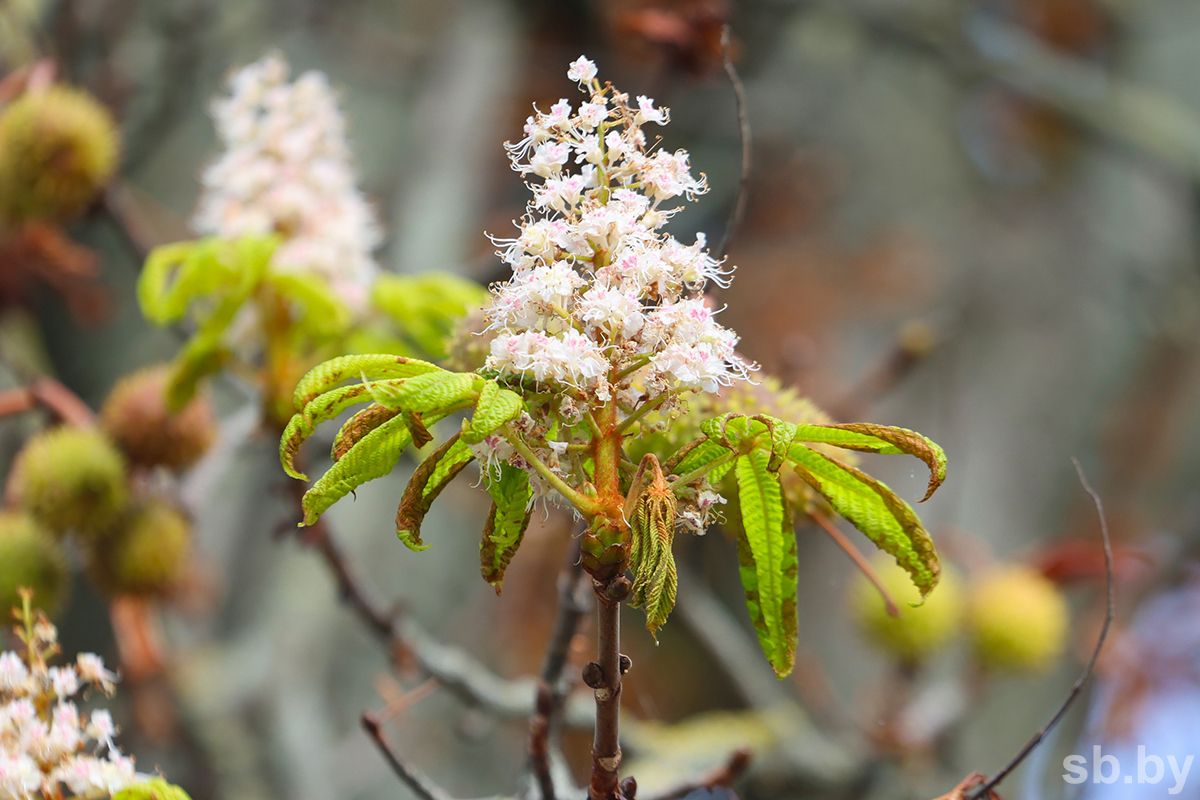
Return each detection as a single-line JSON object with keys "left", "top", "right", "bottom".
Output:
{"left": 965, "top": 458, "right": 1115, "bottom": 799}
{"left": 715, "top": 25, "right": 751, "bottom": 261}
{"left": 361, "top": 711, "right": 454, "bottom": 800}
{"left": 809, "top": 512, "right": 898, "bottom": 617}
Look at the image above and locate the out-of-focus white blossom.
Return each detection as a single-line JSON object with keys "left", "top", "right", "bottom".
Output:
{"left": 0, "top": 607, "right": 137, "bottom": 799}
{"left": 193, "top": 53, "right": 381, "bottom": 307}
{"left": 483, "top": 57, "right": 751, "bottom": 403}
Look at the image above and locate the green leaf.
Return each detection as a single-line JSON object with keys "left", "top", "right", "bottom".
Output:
{"left": 424, "top": 438, "right": 474, "bottom": 499}
{"left": 669, "top": 439, "right": 731, "bottom": 477}
{"left": 371, "top": 273, "right": 489, "bottom": 359}
{"left": 113, "top": 779, "right": 192, "bottom": 800}
{"left": 792, "top": 423, "right": 947, "bottom": 501}
{"left": 479, "top": 464, "right": 533, "bottom": 592}
{"left": 331, "top": 405, "right": 401, "bottom": 462}
{"left": 394, "top": 434, "right": 473, "bottom": 551}
{"left": 265, "top": 271, "right": 351, "bottom": 338}
{"left": 367, "top": 370, "right": 482, "bottom": 414}
{"left": 300, "top": 411, "right": 447, "bottom": 525}
{"left": 735, "top": 450, "right": 798, "bottom": 677}
{"left": 464, "top": 381, "right": 524, "bottom": 444}
{"left": 138, "top": 242, "right": 222, "bottom": 324}
{"left": 280, "top": 384, "right": 374, "bottom": 480}
{"left": 292, "top": 354, "right": 443, "bottom": 409}
{"left": 787, "top": 445, "right": 939, "bottom": 596}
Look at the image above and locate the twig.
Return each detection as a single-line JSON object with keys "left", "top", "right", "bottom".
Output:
{"left": 587, "top": 578, "right": 630, "bottom": 800}
{"left": 530, "top": 539, "right": 591, "bottom": 800}
{"left": 0, "top": 379, "right": 97, "bottom": 428}
{"left": 810, "top": 512, "right": 898, "bottom": 617}
{"left": 964, "top": 458, "right": 1115, "bottom": 799}
{"left": 643, "top": 748, "right": 753, "bottom": 800}
{"left": 361, "top": 711, "right": 454, "bottom": 800}
{"left": 715, "top": 25, "right": 751, "bottom": 261}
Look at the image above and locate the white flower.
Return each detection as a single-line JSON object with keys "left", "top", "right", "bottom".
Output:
{"left": 479, "top": 57, "right": 755, "bottom": 502}
{"left": 76, "top": 653, "right": 118, "bottom": 695}
{"left": 194, "top": 54, "right": 380, "bottom": 308}
{"left": 0, "top": 751, "right": 41, "bottom": 800}
{"left": 567, "top": 56, "right": 598, "bottom": 84}
{"left": 0, "top": 654, "right": 28, "bottom": 694}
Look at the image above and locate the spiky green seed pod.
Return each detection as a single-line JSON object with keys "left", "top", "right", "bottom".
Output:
{"left": 0, "top": 511, "right": 68, "bottom": 615}
{"left": 850, "top": 556, "right": 963, "bottom": 663}
{"left": 0, "top": 86, "right": 118, "bottom": 222}
{"left": 13, "top": 426, "right": 129, "bottom": 537}
{"left": 89, "top": 500, "right": 191, "bottom": 597}
{"left": 968, "top": 566, "right": 1069, "bottom": 672}
{"left": 113, "top": 779, "right": 193, "bottom": 800}
{"left": 101, "top": 365, "right": 216, "bottom": 471}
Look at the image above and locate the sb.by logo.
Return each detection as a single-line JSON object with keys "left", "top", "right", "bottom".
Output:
{"left": 1063, "top": 746, "right": 1194, "bottom": 795}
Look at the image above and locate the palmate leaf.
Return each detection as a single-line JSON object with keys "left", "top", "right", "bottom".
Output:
{"left": 480, "top": 463, "right": 534, "bottom": 592}
{"left": 394, "top": 435, "right": 475, "bottom": 551}
{"left": 264, "top": 271, "right": 351, "bottom": 339}
{"left": 332, "top": 405, "right": 401, "bottom": 461}
{"left": 734, "top": 449, "right": 798, "bottom": 677}
{"left": 787, "top": 445, "right": 940, "bottom": 596}
{"left": 139, "top": 236, "right": 276, "bottom": 323}
{"left": 280, "top": 384, "right": 373, "bottom": 480}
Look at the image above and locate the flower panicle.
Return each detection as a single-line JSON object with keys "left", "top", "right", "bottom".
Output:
{"left": 0, "top": 598, "right": 136, "bottom": 799}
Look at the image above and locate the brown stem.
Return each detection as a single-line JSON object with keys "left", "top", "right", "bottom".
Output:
{"left": 361, "top": 711, "right": 452, "bottom": 800}
{"left": 588, "top": 578, "right": 629, "bottom": 800}
{"left": 643, "top": 748, "right": 753, "bottom": 800}
{"left": 530, "top": 540, "right": 590, "bottom": 800}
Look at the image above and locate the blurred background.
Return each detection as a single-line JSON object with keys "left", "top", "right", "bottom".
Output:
{"left": 2, "top": 0, "right": 1199, "bottom": 798}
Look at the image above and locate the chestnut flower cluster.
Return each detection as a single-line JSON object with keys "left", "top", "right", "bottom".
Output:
{"left": 0, "top": 609, "right": 134, "bottom": 800}
{"left": 484, "top": 56, "right": 751, "bottom": 405}
{"left": 193, "top": 54, "right": 381, "bottom": 306}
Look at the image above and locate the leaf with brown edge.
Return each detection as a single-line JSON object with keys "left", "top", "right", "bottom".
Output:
{"left": 280, "top": 384, "right": 373, "bottom": 479}
{"left": 301, "top": 411, "right": 449, "bottom": 524}
{"left": 792, "top": 423, "right": 947, "bottom": 501}
{"left": 366, "top": 370, "right": 482, "bottom": 415}
{"left": 291, "top": 354, "right": 442, "bottom": 410}
{"left": 394, "top": 434, "right": 471, "bottom": 552}
{"left": 332, "top": 405, "right": 401, "bottom": 461}
{"left": 479, "top": 464, "right": 533, "bottom": 592}
{"left": 787, "top": 445, "right": 940, "bottom": 597}
{"left": 405, "top": 412, "right": 433, "bottom": 448}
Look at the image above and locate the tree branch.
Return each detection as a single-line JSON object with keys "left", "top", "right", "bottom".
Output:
{"left": 362, "top": 711, "right": 454, "bottom": 800}
{"left": 588, "top": 578, "right": 630, "bottom": 800}
{"left": 964, "top": 458, "right": 1115, "bottom": 799}
{"left": 716, "top": 25, "right": 751, "bottom": 261}
{"left": 530, "top": 539, "right": 591, "bottom": 800}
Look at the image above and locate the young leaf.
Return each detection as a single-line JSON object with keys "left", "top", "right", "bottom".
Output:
{"left": 394, "top": 434, "right": 473, "bottom": 551}
{"left": 300, "top": 411, "right": 447, "bottom": 525}
{"left": 138, "top": 242, "right": 223, "bottom": 324}
{"left": 787, "top": 445, "right": 940, "bottom": 596}
{"left": 292, "top": 354, "right": 443, "bottom": 409}
{"left": 629, "top": 462, "right": 679, "bottom": 639}
{"left": 280, "top": 384, "right": 373, "bottom": 479}
{"left": 464, "top": 381, "right": 524, "bottom": 444}
{"left": 792, "top": 423, "right": 947, "bottom": 501}
{"left": 265, "top": 272, "right": 351, "bottom": 338}
{"left": 735, "top": 449, "right": 798, "bottom": 677}
{"left": 669, "top": 439, "right": 731, "bottom": 478}
{"left": 331, "top": 405, "right": 401, "bottom": 461}
{"left": 366, "top": 371, "right": 482, "bottom": 415}
{"left": 371, "top": 273, "right": 489, "bottom": 359}
{"left": 479, "top": 464, "right": 534, "bottom": 592}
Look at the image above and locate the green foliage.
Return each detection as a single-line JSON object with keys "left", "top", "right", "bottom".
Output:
{"left": 138, "top": 236, "right": 279, "bottom": 409}
{"left": 394, "top": 435, "right": 474, "bottom": 551}
{"left": 370, "top": 273, "right": 489, "bottom": 360}
{"left": 283, "top": 356, "right": 528, "bottom": 530}
{"left": 463, "top": 380, "right": 524, "bottom": 444}
{"left": 479, "top": 464, "right": 534, "bottom": 592}
{"left": 734, "top": 450, "right": 797, "bottom": 677}
{"left": 660, "top": 412, "right": 947, "bottom": 674}
{"left": 113, "top": 779, "right": 192, "bottom": 800}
